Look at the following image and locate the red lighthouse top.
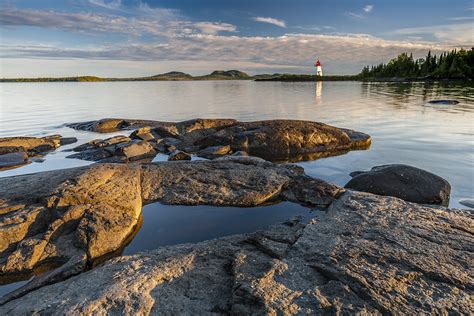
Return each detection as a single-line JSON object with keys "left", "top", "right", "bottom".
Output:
{"left": 315, "top": 59, "right": 321, "bottom": 67}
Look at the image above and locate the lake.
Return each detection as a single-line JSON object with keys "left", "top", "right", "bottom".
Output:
{"left": 0, "top": 80, "right": 473, "bottom": 207}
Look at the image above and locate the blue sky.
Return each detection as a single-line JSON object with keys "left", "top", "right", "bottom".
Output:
{"left": 0, "top": 0, "right": 473, "bottom": 77}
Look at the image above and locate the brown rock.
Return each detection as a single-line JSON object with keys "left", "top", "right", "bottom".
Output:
{"left": 1, "top": 191, "right": 471, "bottom": 314}
{"left": 168, "top": 150, "right": 191, "bottom": 161}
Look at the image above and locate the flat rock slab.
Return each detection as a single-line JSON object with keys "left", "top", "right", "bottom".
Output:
{"left": 0, "top": 135, "right": 72, "bottom": 171}
{"left": 0, "top": 158, "right": 342, "bottom": 302}
{"left": 67, "top": 118, "right": 371, "bottom": 162}
{"left": 1, "top": 191, "right": 471, "bottom": 314}
{"left": 345, "top": 164, "right": 451, "bottom": 206}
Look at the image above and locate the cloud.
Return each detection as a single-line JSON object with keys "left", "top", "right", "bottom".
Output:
{"left": 88, "top": 0, "right": 122, "bottom": 10}
{"left": 346, "top": 4, "right": 374, "bottom": 19}
{"left": 253, "top": 17, "right": 286, "bottom": 28}
{"left": 193, "top": 22, "right": 237, "bottom": 34}
{"left": 391, "top": 23, "right": 474, "bottom": 45}
{"left": 345, "top": 12, "right": 364, "bottom": 19}
{"left": 0, "top": 7, "right": 232, "bottom": 37}
{"left": 0, "top": 33, "right": 457, "bottom": 75}
{"left": 363, "top": 5, "right": 374, "bottom": 13}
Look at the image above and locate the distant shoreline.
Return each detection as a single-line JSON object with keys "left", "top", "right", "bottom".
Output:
{"left": 0, "top": 70, "right": 471, "bottom": 83}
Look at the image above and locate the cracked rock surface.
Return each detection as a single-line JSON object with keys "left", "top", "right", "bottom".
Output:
{"left": 67, "top": 118, "right": 371, "bottom": 162}
{"left": 1, "top": 191, "right": 472, "bottom": 314}
{"left": 0, "top": 158, "right": 342, "bottom": 304}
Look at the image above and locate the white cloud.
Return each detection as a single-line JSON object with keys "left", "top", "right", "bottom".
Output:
{"left": 391, "top": 23, "right": 474, "bottom": 45}
{"left": 88, "top": 0, "right": 122, "bottom": 10}
{"left": 363, "top": 5, "right": 374, "bottom": 13}
{"left": 193, "top": 22, "right": 237, "bottom": 35}
{"left": 253, "top": 17, "right": 286, "bottom": 28}
{"left": 0, "top": 33, "right": 457, "bottom": 76}
{"left": 345, "top": 12, "right": 364, "bottom": 19}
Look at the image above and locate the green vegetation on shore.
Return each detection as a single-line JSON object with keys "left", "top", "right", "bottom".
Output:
{"left": 359, "top": 48, "right": 474, "bottom": 80}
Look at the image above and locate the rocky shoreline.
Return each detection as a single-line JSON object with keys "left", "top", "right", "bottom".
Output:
{"left": 0, "top": 118, "right": 472, "bottom": 314}
{"left": 0, "top": 159, "right": 472, "bottom": 313}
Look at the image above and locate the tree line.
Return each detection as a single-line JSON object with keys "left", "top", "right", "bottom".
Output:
{"left": 359, "top": 48, "right": 474, "bottom": 79}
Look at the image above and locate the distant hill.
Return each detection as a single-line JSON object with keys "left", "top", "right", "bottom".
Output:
{"left": 150, "top": 71, "right": 193, "bottom": 80}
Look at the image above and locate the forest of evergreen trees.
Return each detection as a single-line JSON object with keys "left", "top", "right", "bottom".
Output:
{"left": 359, "top": 48, "right": 474, "bottom": 79}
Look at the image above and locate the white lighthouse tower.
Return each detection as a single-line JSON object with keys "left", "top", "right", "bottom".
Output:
{"left": 315, "top": 59, "right": 323, "bottom": 76}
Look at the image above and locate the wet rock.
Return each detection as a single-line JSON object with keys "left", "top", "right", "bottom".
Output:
{"left": 345, "top": 164, "right": 451, "bottom": 206}
{"left": 67, "top": 148, "right": 112, "bottom": 161}
{"left": 66, "top": 119, "right": 128, "bottom": 133}
{"left": 67, "top": 136, "right": 156, "bottom": 163}
{"left": 168, "top": 150, "right": 191, "bottom": 161}
{"left": 428, "top": 99, "right": 460, "bottom": 105}
{"left": 1, "top": 191, "right": 471, "bottom": 314}
{"left": 67, "top": 118, "right": 371, "bottom": 162}
{"left": 459, "top": 198, "right": 474, "bottom": 209}
{"left": 197, "top": 145, "right": 232, "bottom": 159}
{"left": 0, "top": 152, "right": 29, "bottom": 170}
{"left": 193, "top": 120, "right": 371, "bottom": 162}
{"left": 59, "top": 137, "right": 77, "bottom": 146}
{"left": 232, "top": 150, "right": 249, "bottom": 157}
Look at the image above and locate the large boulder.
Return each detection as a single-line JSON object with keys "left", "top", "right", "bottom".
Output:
{"left": 345, "top": 164, "right": 451, "bottom": 206}
{"left": 1, "top": 191, "right": 472, "bottom": 314}
{"left": 67, "top": 118, "right": 371, "bottom": 163}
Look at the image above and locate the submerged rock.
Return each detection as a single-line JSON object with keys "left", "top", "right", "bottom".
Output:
{"left": 1, "top": 191, "right": 471, "bottom": 314}
{"left": 428, "top": 99, "right": 460, "bottom": 105}
{"left": 67, "top": 118, "right": 371, "bottom": 162}
{"left": 459, "top": 198, "right": 474, "bottom": 209}
{"left": 59, "top": 137, "right": 77, "bottom": 146}
{"left": 345, "top": 164, "right": 451, "bottom": 206}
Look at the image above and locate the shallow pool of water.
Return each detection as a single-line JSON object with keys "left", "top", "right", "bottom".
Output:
{"left": 123, "top": 201, "right": 312, "bottom": 255}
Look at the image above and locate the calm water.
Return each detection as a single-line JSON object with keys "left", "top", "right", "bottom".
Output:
{"left": 124, "top": 201, "right": 311, "bottom": 255}
{"left": 0, "top": 80, "right": 473, "bottom": 208}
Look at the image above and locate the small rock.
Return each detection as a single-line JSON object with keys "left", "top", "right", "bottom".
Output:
{"left": 197, "top": 145, "right": 232, "bottom": 159}
{"left": 345, "top": 164, "right": 451, "bottom": 206}
{"left": 0, "top": 152, "right": 29, "bottom": 169}
{"left": 115, "top": 140, "right": 156, "bottom": 161}
{"left": 168, "top": 150, "right": 192, "bottom": 161}
{"left": 59, "top": 137, "right": 78, "bottom": 146}
{"left": 130, "top": 127, "right": 158, "bottom": 141}
{"left": 428, "top": 100, "right": 459, "bottom": 105}
{"left": 459, "top": 199, "right": 474, "bottom": 209}
{"left": 232, "top": 151, "right": 249, "bottom": 157}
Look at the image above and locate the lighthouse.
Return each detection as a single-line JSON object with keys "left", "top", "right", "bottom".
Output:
{"left": 315, "top": 59, "right": 323, "bottom": 76}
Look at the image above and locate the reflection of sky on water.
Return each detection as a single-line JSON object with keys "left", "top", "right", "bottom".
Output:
{"left": 0, "top": 81, "right": 472, "bottom": 207}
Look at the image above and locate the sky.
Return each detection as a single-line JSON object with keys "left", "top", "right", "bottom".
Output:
{"left": 0, "top": 0, "right": 473, "bottom": 77}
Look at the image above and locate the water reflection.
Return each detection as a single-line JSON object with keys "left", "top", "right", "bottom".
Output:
{"left": 124, "top": 201, "right": 312, "bottom": 255}
{"left": 315, "top": 81, "right": 322, "bottom": 104}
